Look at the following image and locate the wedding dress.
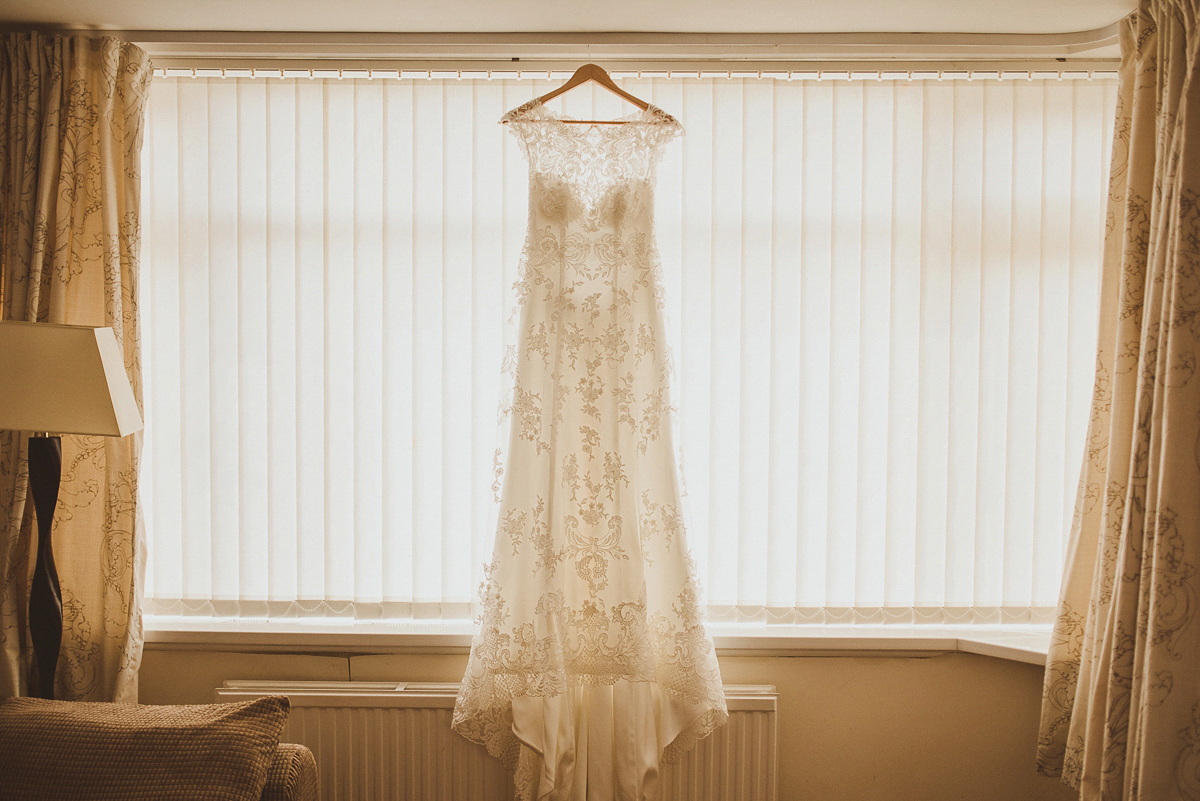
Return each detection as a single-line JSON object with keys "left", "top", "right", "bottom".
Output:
{"left": 452, "top": 98, "right": 727, "bottom": 801}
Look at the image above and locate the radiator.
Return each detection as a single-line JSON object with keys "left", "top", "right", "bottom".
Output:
{"left": 216, "top": 681, "right": 777, "bottom": 801}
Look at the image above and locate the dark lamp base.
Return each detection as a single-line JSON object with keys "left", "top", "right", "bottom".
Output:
{"left": 27, "top": 435, "right": 62, "bottom": 700}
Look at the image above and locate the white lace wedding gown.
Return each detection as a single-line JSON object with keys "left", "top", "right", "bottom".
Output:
{"left": 452, "top": 98, "right": 727, "bottom": 801}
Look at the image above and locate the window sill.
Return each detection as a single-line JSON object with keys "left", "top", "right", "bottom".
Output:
{"left": 143, "top": 617, "right": 1050, "bottom": 666}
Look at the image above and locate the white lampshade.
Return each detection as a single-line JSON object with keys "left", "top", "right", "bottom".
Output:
{"left": 0, "top": 321, "right": 143, "bottom": 437}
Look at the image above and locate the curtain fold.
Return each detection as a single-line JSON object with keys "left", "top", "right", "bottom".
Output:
{"left": 1038, "top": 1, "right": 1200, "bottom": 798}
{"left": 0, "top": 32, "right": 151, "bottom": 701}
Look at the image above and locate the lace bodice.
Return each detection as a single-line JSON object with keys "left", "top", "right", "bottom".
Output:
{"left": 502, "top": 99, "right": 682, "bottom": 215}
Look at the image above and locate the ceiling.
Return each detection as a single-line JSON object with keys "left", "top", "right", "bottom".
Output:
{"left": 2, "top": 0, "right": 1136, "bottom": 35}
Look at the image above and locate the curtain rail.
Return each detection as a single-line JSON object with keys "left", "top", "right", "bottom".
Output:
{"left": 152, "top": 66, "right": 1119, "bottom": 80}
{"left": 0, "top": 25, "right": 1120, "bottom": 70}
{"left": 149, "top": 61, "right": 1120, "bottom": 78}
{"left": 91, "top": 25, "right": 1124, "bottom": 65}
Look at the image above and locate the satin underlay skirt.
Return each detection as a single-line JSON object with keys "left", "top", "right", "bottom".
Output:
{"left": 512, "top": 682, "right": 710, "bottom": 801}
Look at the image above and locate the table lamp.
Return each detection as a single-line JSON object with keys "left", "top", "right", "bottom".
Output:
{"left": 0, "top": 321, "right": 143, "bottom": 699}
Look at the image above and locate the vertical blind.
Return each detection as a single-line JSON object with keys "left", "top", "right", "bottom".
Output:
{"left": 140, "top": 72, "right": 1117, "bottom": 625}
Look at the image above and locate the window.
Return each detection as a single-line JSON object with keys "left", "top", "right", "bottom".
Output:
{"left": 140, "top": 70, "right": 1117, "bottom": 626}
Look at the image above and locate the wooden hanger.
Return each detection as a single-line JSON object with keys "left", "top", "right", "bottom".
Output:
{"left": 506, "top": 63, "right": 650, "bottom": 125}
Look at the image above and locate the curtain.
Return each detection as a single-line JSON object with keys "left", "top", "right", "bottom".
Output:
{"left": 140, "top": 72, "right": 1115, "bottom": 627}
{"left": 0, "top": 33, "right": 151, "bottom": 701}
{"left": 1038, "top": 2, "right": 1200, "bottom": 798}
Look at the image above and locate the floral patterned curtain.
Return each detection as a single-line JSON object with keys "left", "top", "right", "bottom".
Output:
{"left": 0, "top": 33, "right": 150, "bottom": 701}
{"left": 1038, "top": 1, "right": 1200, "bottom": 798}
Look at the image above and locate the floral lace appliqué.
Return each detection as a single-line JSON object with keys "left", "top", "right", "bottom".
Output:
{"left": 453, "top": 96, "right": 726, "bottom": 798}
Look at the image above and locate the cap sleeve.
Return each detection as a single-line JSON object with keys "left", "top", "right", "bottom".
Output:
{"left": 500, "top": 99, "right": 546, "bottom": 159}
{"left": 648, "top": 104, "right": 686, "bottom": 152}
{"left": 644, "top": 104, "right": 683, "bottom": 148}
{"left": 500, "top": 98, "right": 542, "bottom": 126}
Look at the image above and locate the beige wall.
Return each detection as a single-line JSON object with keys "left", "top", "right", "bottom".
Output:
{"left": 140, "top": 648, "right": 1075, "bottom": 801}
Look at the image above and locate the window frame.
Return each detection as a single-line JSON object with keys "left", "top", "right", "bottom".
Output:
{"left": 136, "top": 59, "right": 1117, "bottom": 652}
